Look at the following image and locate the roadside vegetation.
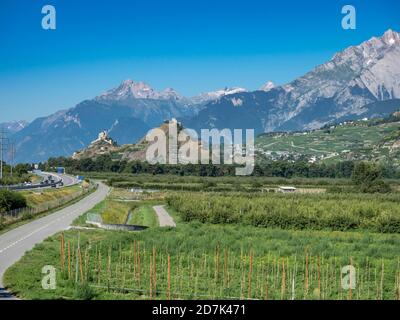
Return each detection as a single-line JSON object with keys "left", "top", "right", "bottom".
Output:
{"left": 22, "top": 185, "right": 83, "bottom": 207}
{"left": 0, "top": 183, "right": 95, "bottom": 232}
{"left": 0, "top": 189, "right": 27, "bottom": 213}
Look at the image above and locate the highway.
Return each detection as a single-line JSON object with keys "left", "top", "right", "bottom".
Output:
{"left": 0, "top": 171, "right": 79, "bottom": 191}
{"left": 0, "top": 181, "right": 109, "bottom": 299}
{"left": 39, "top": 171, "right": 80, "bottom": 188}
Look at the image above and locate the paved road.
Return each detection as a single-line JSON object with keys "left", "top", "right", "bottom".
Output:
{"left": 1, "top": 171, "right": 79, "bottom": 191}
{"left": 0, "top": 182, "right": 109, "bottom": 299}
{"left": 47, "top": 172, "right": 79, "bottom": 187}
{"left": 33, "top": 171, "right": 79, "bottom": 188}
{"left": 153, "top": 205, "right": 176, "bottom": 227}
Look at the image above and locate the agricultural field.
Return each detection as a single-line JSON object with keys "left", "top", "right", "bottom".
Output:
{"left": 88, "top": 172, "right": 356, "bottom": 193}
{"left": 4, "top": 183, "right": 400, "bottom": 300}
{"left": 166, "top": 192, "right": 400, "bottom": 233}
{"left": 4, "top": 218, "right": 400, "bottom": 300}
{"left": 256, "top": 121, "right": 400, "bottom": 165}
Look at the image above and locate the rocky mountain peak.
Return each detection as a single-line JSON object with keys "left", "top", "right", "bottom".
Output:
{"left": 382, "top": 29, "right": 400, "bottom": 45}
{"left": 260, "top": 81, "right": 275, "bottom": 92}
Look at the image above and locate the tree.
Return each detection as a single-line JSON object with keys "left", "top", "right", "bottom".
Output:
{"left": 351, "top": 162, "right": 391, "bottom": 193}
{"left": 0, "top": 190, "right": 27, "bottom": 213}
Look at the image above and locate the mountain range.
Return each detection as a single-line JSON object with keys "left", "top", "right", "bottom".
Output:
{"left": 187, "top": 29, "right": 400, "bottom": 133}
{"left": 0, "top": 121, "right": 29, "bottom": 134}
{"left": 5, "top": 29, "right": 400, "bottom": 163}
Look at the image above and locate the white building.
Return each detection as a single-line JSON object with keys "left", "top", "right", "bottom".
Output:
{"left": 278, "top": 186, "right": 297, "bottom": 193}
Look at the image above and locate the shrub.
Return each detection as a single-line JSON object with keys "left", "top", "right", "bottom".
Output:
{"left": 352, "top": 162, "right": 391, "bottom": 193}
{"left": 73, "top": 283, "right": 96, "bottom": 300}
{"left": 0, "top": 189, "right": 27, "bottom": 213}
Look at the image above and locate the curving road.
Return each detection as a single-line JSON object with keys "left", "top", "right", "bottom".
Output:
{"left": 1, "top": 171, "right": 79, "bottom": 191}
{"left": 0, "top": 181, "right": 109, "bottom": 299}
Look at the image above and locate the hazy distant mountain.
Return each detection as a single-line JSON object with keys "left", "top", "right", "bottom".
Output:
{"left": 0, "top": 120, "right": 29, "bottom": 134}
{"left": 187, "top": 29, "right": 400, "bottom": 133}
{"left": 12, "top": 102, "right": 150, "bottom": 163}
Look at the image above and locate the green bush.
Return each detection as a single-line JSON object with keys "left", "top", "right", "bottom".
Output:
{"left": 352, "top": 162, "right": 392, "bottom": 193}
{"left": 73, "top": 283, "right": 96, "bottom": 300}
{"left": 0, "top": 189, "right": 27, "bottom": 213}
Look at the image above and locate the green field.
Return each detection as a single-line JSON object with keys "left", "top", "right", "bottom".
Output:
{"left": 128, "top": 205, "right": 159, "bottom": 228}
{"left": 74, "top": 188, "right": 161, "bottom": 227}
{"left": 4, "top": 181, "right": 400, "bottom": 300}
{"left": 4, "top": 218, "right": 400, "bottom": 300}
{"left": 167, "top": 192, "right": 400, "bottom": 233}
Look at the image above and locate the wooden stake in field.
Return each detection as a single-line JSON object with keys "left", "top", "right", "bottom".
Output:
{"left": 317, "top": 256, "right": 321, "bottom": 299}
{"left": 304, "top": 254, "right": 309, "bottom": 299}
{"left": 396, "top": 257, "right": 400, "bottom": 300}
{"left": 107, "top": 246, "right": 112, "bottom": 290}
{"left": 133, "top": 240, "right": 137, "bottom": 280}
{"left": 281, "top": 258, "right": 286, "bottom": 300}
{"left": 152, "top": 246, "right": 157, "bottom": 295}
{"left": 348, "top": 257, "right": 353, "bottom": 300}
{"left": 78, "top": 247, "right": 84, "bottom": 283}
{"left": 84, "top": 245, "right": 89, "bottom": 282}
{"left": 224, "top": 249, "right": 228, "bottom": 287}
{"left": 167, "top": 254, "right": 171, "bottom": 300}
{"left": 247, "top": 250, "right": 253, "bottom": 299}
{"left": 215, "top": 244, "right": 220, "bottom": 283}
{"left": 380, "top": 260, "right": 385, "bottom": 300}
{"left": 97, "top": 248, "right": 102, "bottom": 285}
{"left": 137, "top": 242, "right": 141, "bottom": 287}
{"left": 67, "top": 240, "right": 71, "bottom": 279}
{"left": 60, "top": 233, "right": 65, "bottom": 270}
{"left": 291, "top": 256, "right": 297, "bottom": 300}
{"left": 77, "top": 234, "right": 84, "bottom": 283}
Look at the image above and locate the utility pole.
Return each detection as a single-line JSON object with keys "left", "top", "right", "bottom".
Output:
{"left": 0, "top": 127, "right": 10, "bottom": 180}
{"left": 10, "top": 142, "right": 16, "bottom": 177}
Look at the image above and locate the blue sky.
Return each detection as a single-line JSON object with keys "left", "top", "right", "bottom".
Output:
{"left": 0, "top": 0, "right": 399, "bottom": 122}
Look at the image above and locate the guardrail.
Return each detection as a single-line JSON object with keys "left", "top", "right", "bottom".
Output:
{"left": 0, "top": 177, "right": 63, "bottom": 191}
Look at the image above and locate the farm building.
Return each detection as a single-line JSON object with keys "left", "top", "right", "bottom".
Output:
{"left": 278, "top": 186, "right": 297, "bottom": 193}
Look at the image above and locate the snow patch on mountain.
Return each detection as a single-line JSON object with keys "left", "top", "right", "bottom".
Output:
{"left": 260, "top": 81, "right": 275, "bottom": 92}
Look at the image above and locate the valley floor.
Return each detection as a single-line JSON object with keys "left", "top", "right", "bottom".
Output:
{"left": 4, "top": 182, "right": 400, "bottom": 300}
